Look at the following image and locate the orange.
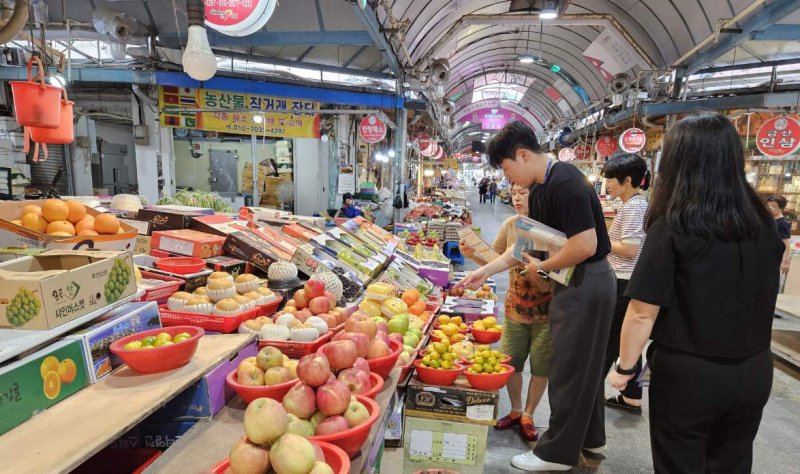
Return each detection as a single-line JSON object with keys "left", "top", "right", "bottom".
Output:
{"left": 75, "top": 216, "right": 95, "bottom": 233}
{"left": 21, "top": 204, "right": 42, "bottom": 217}
{"left": 94, "top": 213, "right": 120, "bottom": 235}
{"left": 58, "top": 358, "right": 77, "bottom": 384}
{"left": 41, "top": 199, "right": 69, "bottom": 222}
{"left": 22, "top": 212, "right": 48, "bottom": 233}
{"left": 40, "top": 355, "right": 59, "bottom": 379}
{"left": 409, "top": 300, "right": 427, "bottom": 316}
{"left": 401, "top": 289, "right": 420, "bottom": 306}
{"left": 46, "top": 220, "right": 75, "bottom": 236}
{"left": 77, "top": 229, "right": 98, "bottom": 236}
{"left": 65, "top": 200, "right": 87, "bottom": 224}
{"left": 43, "top": 371, "right": 61, "bottom": 400}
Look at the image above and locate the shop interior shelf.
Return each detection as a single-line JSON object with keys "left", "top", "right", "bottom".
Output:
{"left": 0, "top": 333, "right": 254, "bottom": 474}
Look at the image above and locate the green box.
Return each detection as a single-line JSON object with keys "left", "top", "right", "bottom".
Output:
{"left": 402, "top": 416, "right": 488, "bottom": 474}
{"left": 0, "top": 339, "right": 89, "bottom": 436}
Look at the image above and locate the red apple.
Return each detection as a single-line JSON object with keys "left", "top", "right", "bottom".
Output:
{"left": 314, "top": 415, "right": 350, "bottom": 435}
{"left": 237, "top": 365, "right": 265, "bottom": 386}
{"left": 316, "top": 313, "right": 338, "bottom": 329}
{"left": 229, "top": 435, "right": 271, "bottom": 474}
{"left": 316, "top": 379, "right": 351, "bottom": 416}
{"left": 297, "top": 353, "right": 331, "bottom": 388}
{"left": 295, "top": 308, "right": 312, "bottom": 323}
{"left": 286, "top": 299, "right": 297, "bottom": 307}
{"left": 324, "top": 290, "right": 337, "bottom": 307}
{"left": 282, "top": 383, "right": 317, "bottom": 419}
{"left": 344, "top": 314, "right": 377, "bottom": 340}
{"left": 294, "top": 289, "right": 309, "bottom": 309}
{"left": 338, "top": 368, "right": 372, "bottom": 394}
{"left": 367, "top": 339, "right": 392, "bottom": 360}
{"left": 304, "top": 280, "right": 326, "bottom": 299}
{"left": 244, "top": 397, "right": 289, "bottom": 445}
{"left": 374, "top": 331, "right": 391, "bottom": 346}
{"left": 308, "top": 296, "right": 331, "bottom": 316}
{"left": 310, "top": 410, "right": 327, "bottom": 428}
{"left": 388, "top": 333, "right": 404, "bottom": 345}
{"left": 375, "top": 320, "right": 389, "bottom": 334}
{"left": 353, "top": 357, "right": 370, "bottom": 373}
{"left": 333, "top": 331, "right": 369, "bottom": 358}
{"left": 343, "top": 399, "right": 370, "bottom": 428}
{"left": 319, "top": 340, "right": 357, "bottom": 370}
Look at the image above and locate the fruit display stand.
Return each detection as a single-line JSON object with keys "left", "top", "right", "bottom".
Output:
{"left": 140, "top": 368, "right": 402, "bottom": 474}
{"left": 772, "top": 294, "right": 800, "bottom": 368}
{"left": 0, "top": 333, "right": 252, "bottom": 474}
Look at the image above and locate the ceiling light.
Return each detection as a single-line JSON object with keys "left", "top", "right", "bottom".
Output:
{"left": 252, "top": 115, "right": 263, "bottom": 124}
{"left": 182, "top": 25, "right": 217, "bottom": 81}
{"left": 518, "top": 53, "right": 535, "bottom": 64}
{"left": 424, "top": 169, "right": 434, "bottom": 177}
{"left": 540, "top": 0, "right": 559, "bottom": 19}
{"left": 388, "top": 149, "right": 396, "bottom": 158}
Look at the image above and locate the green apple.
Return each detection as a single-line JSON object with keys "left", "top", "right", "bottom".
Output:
{"left": 404, "top": 344, "right": 414, "bottom": 354}
{"left": 409, "top": 327, "right": 422, "bottom": 339}
{"left": 403, "top": 333, "right": 419, "bottom": 348}
{"left": 387, "top": 317, "right": 409, "bottom": 334}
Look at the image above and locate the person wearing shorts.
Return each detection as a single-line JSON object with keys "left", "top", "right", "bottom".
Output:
{"left": 460, "top": 183, "right": 553, "bottom": 441}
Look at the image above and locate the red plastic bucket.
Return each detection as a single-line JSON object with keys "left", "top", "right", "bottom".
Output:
{"left": 309, "top": 395, "right": 380, "bottom": 459}
{"left": 9, "top": 56, "right": 62, "bottom": 128}
{"left": 30, "top": 88, "right": 74, "bottom": 144}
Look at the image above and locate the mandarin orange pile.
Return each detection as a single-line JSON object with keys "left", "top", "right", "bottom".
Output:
{"left": 11, "top": 199, "right": 122, "bottom": 237}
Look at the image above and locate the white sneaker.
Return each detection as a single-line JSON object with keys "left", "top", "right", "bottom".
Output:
{"left": 582, "top": 446, "right": 605, "bottom": 454}
{"left": 511, "top": 451, "right": 573, "bottom": 471}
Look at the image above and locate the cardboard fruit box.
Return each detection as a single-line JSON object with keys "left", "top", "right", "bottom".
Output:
{"left": 0, "top": 339, "right": 89, "bottom": 436}
{"left": 0, "top": 249, "right": 137, "bottom": 330}
{"left": 150, "top": 229, "right": 226, "bottom": 259}
{"left": 402, "top": 416, "right": 489, "bottom": 474}
{"left": 0, "top": 201, "right": 137, "bottom": 251}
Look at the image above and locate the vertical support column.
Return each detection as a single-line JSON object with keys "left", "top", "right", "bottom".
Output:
{"left": 251, "top": 133, "right": 259, "bottom": 206}
{"left": 393, "top": 107, "right": 407, "bottom": 224}
{"left": 159, "top": 127, "right": 176, "bottom": 197}
{"left": 134, "top": 106, "right": 160, "bottom": 204}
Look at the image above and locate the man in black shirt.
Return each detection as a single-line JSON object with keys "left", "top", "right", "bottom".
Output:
{"left": 459, "top": 122, "right": 616, "bottom": 471}
{"left": 766, "top": 194, "right": 792, "bottom": 274}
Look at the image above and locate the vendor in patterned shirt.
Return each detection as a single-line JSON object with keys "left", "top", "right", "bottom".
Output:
{"left": 459, "top": 183, "right": 553, "bottom": 441}
{"left": 600, "top": 152, "right": 650, "bottom": 414}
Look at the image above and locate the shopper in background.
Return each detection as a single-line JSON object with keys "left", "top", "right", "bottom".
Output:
{"left": 600, "top": 153, "right": 649, "bottom": 414}
{"left": 338, "top": 193, "right": 363, "bottom": 218}
{"left": 489, "top": 178, "right": 498, "bottom": 204}
{"left": 478, "top": 177, "right": 489, "bottom": 203}
{"left": 610, "top": 112, "right": 782, "bottom": 473}
{"left": 459, "top": 121, "right": 615, "bottom": 472}
{"left": 459, "top": 183, "right": 553, "bottom": 442}
{"left": 766, "top": 194, "right": 792, "bottom": 275}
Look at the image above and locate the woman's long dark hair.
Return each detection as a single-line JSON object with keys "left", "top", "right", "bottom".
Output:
{"left": 646, "top": 112, "right": 772, "bottom": 240}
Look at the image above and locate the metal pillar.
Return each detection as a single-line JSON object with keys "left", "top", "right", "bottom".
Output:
{"left": 251, "top": 133, "right": 259, "bottom": 206}
{"left": 393, "top": 107, "right": 407, "bottom": 224}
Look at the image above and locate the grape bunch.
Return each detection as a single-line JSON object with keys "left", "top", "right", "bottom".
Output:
{"left": 105, "top": 259, "right": 131, "bottom": 303}
{"left": 6, "top": 288, "right": 41, "bottom": 327}
{"left": 332, "top": 267, "right": 361, "bottom": 302}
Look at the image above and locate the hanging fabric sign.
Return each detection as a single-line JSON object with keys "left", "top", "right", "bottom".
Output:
{"left": 619, "top": 128, "right": 646, "bottom": 153}
{"left": 756, "top": 116, "right": 800, "bottom": 158}
{"left": 574, "top": 143, "right": 593, "bottom": 160}
{"left": 558, "top": 147, "right": 576, "bottom": 162}
{"left": 359, "top": 115, "right": 387, "bottom": 143}
{"left": 595, "top": 136, "right": 618, "bottom": 156}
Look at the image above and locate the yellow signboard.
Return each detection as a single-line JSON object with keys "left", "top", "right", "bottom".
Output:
{"left": 159, "top": 86, "right": 320, "bottom": 138}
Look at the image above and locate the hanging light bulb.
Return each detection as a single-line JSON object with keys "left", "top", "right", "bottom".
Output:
{"left": 182, "top": 25, "right": 217, "bottom": 81}
{"left": 518, "top": 53, "right": 535, "bottom": 64}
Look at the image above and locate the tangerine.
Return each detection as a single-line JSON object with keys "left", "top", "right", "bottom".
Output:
{"left": 94, "top": 213, "right": 120, "bottom": 234}
{"left": 401, "top": 288, "right": 420, "bottom": 306}
{"left": 21, "top": 212, "right": 48, "bottom": 233}
{"left": 65, "top": 200, "right": 87, "bottom": 224}
{"left": 75, "top": 216, "right": 95, "bottom": 233}
{"left": 41, "top": 199, "right": 69, "bottom": 222}
{"left": 46, "top": 220, "right": 76, "bottom": 236}
{"left": 58, "top": 358, "right": 77, "bottom": 384}
{"left": 40, "top": 355, "right": 59, "bottom": 379}
{"left": 43, "top": 371, "right": 61, "bottom": 400}
{"left": 77, "top": 229, "right": 98, "bottom": 236}
{"left": 409, "top": 299, "right": 427, "bottom": 316}
{"left": 21, "top": 204, "right": 42, "bottom": 217}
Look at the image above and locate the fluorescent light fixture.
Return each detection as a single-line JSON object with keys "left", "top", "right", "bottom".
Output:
{"left": 518, "top": 53, "right": 535, "bottom": 64}
{"left": 540, "top": 0, "right": 559, "bottom": 19}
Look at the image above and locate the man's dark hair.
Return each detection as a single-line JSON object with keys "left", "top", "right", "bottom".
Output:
{"left": 487, "top": 121, "right": 543, "bottom": 169}
{"left": 602, "top": 152, "right": 648, "bottom": 189}
{"left": 766, "top": 194, "right": 787, "bottom": 210}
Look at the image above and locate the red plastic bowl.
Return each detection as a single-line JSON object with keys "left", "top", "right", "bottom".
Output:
{"left": 309, "top": 395, "right": 380, "bottom": 459}
{"left": 154, "top": 257, "right": 206, "bottom": 274}
{"left": 225, "top": 369, "right": 299, "bottom": 403}
{"left": 109, "top": 326, "right": 203, "bottom": 374}
{"left": 362, "top": 372, "right": 385, "bottom": 399}
{"left": 460, "top": 354, "right": 512, "bottom": 366}
{"left": 470, "top": 324, "right": 503, "bottom": 344}
{"left": 464, "top": 363, "right": 516, "bottom": 391}
{"left": 366, "top": 339, "right": 403, "bottom": 379}
{"left": 210, "top": 440, "right": 350, "bottom": 474}
{"left": 412, "top": 360, "right": 463, "bottom": 386}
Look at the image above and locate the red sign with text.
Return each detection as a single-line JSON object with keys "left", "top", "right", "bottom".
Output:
{"left": 574, "top": 143, "right": 593, "bottom": 160}
{"left": 595, "top": 136, "right": 619, "bottom": 156}
{"left": 558, "top": 147, "right": 576, "bottom": 162}
{"left": 619, "top": 128, "right": 646, "bottom": 153}
{"left": 360, "top": 115, "right": 387, "bottom": 144}
{"left": 756, "top": 116, "right": 800, "bottom": 157}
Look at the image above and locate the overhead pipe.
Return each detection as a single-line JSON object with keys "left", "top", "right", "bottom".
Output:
{"left": 0, "top": 0, "right": 30, "bottom": 44}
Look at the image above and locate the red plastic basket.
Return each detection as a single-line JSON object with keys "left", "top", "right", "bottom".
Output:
{"left": 135, "top": 271, "right": 183, "bottom": 304}
{"left": 463, "top": 363, "right": 515, "bottom": 391}
{"left": 367, "top": 339, "right": 402, "bottom": 379}
{"left": 109, "top": 326, "right": 203, "bottom": 374}
{"left": 309, "top": 395, "right": 380, "bottom": 459}
{"left": 154, "top": 257, "right": 206, "bottom": 274}
{"left": 159, "top": 305, "right": 260, "bottom": 333}
{"left": 362, "top": 371, "right": 385, "bottom": 399}
{"left": 470, "top": 324, "right": 503, "bottom": 344}
{"left": 210, "top": 441, "right": 350, "bottom": 474}
{"left": 226, "top": 369, "right": 298, "bottom": 403}
{"left": 258, "top": 331, "right": 333, "bottom": 359}
{"left": 412, "top": 360, "right": 463, "bottom": 386}
{"left": 255, "top": 296, "right": 283, "bottom": 317}
{"left": 72, "top": 447, "right": 162, "bottom": 474}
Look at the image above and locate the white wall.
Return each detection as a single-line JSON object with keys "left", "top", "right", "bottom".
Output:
{"left": 294, "top": 138, "right": 327, "bottom": 216}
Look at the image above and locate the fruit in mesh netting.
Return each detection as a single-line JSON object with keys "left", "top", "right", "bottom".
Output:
{"left": 105, "top": 259, "right": 131, "bottom": 303}
{"left": 310, "top": 271, "right": 344, "bottom": 300}
{"left": 6, "top": 288, "right": 41, "bottom": 327}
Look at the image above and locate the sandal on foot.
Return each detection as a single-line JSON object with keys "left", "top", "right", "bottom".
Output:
{"left": 521, "top": 417, "right": 539, "bottom": 441}
{"left": 494, "top": 412, "right": 522, "bottom": 430}
{"left": 604, "top": 394, "right": 642, "bottom": 414}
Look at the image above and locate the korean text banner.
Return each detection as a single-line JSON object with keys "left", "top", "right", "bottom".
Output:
{"left": 159, "top": 86, "right": 320, "bottom": 139}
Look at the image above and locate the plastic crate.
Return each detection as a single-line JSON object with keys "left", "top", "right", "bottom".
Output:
{"left": 135, "top": 271, "right": 184, "bottom": 305}
{"left": 72, "top": 448, "right": 161, "bottom": 474}
{"left": 258, "top": 331, "right": 333, "bottom": 358}
{"left": 255, "top": 296, "right": 283, "bottom": 317}
{"left": 159, "top": 305, "right": 260, "bottom": 333}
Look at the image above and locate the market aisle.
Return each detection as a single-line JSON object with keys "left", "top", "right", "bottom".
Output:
{"left": 460, "top": 187, "right": 800, "bottom": 474}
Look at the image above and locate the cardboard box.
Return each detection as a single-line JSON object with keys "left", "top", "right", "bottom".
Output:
{"left": 291, "top": 245, "right": 367, "bottom": 284}
{"left": 204, "top": 256, "right": 250, "bottom": 278}
{"left": 405, "top": 377, "right": 500, "bottom": 425}
{"left": 110, "top": 420, "right": 196, "bottom": 449}
{"left": 384, "top": 400, "right": 405, "bottom": 447}
{"left": 119, "top": 218, "right": 151, "bottom": 236}
{"left": 137, "top": 208, "right": 206, "bottom": 232}
{"left": 223, "top": 230, "right": 283, "bottom": 272}
{"left": 151, "top": 229, "right": 226, "bottom": 258}
{"left": 283, "top": 223, "right": 320, "bottom": 242}
{"left": 148, "top": 341, "right": 258, "bottom": 421}
{"left": 64, "top": 302, "right": 161, "bottom": 383}
{"left": 134, "top": 235, "right": 151, "bottom": 255}
{"left": 189, "top": 215, "right": 252, "bottom": 237}
{"left": 402, "top": 416, "right": 488, "bottom": 474}
{"left": 0, "top": 339, "right": 90, "bottom": 436}
{"left": 0, "top": 250, "right": 137, "bottom": 330}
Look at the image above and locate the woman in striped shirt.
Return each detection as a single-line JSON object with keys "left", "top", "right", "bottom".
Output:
{"left": 601, "top": 152, "right": 649, "bottom": 414}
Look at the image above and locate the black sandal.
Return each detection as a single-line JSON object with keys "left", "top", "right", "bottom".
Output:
{"left": 604, "top": 394, "right": 642, "bottom": 414}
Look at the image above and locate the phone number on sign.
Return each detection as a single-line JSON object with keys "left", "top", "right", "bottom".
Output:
{"left": 225, "top": 124, "right": 287, "bottom": 135}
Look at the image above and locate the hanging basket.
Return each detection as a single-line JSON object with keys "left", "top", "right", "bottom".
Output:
{"left": 29, "top": 88, "right": 74, "bottom": 145}
{"left": 9, "top": 56, "right": 62, "bottom": 129}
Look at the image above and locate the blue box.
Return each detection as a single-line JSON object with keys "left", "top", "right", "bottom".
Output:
{"left": 110, "top": 420, "right": 196, "bottom": 450}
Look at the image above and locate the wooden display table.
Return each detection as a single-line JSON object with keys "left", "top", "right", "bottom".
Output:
{"left": 144, "top": 368, "right": 401, "bottom": 474}
{"left": 0, "top": 333, "right": 252, "bottom": 474}
{"left": 775, "top": 294, "right": 800, "bottom": 321}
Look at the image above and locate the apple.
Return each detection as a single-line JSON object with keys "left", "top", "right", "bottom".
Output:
{"left": 396, "top": 351, "right": 411, "bottom": 366}
{"left": 239, "top": 356, "right": 258, "bottom": 369}
{"left": 375, "top": 319, "right": 389, "bottom": 334}
{"left": 308, "top": 296, "right": 331, "bottom": 316}
{"left": 286, "top": 298, "right": 296, "bottom": 307}
{"left": 314, "top": 415, "right": 350, "bottom": 435}
{"left": 387, "top": 317, "right": 409, "bottom": 334}
{"left": 282, "top": 306, "right": 298, "bottom": 314}
{"left": 353, "top": 357, "right": 370, "bottom": 373}
{"left": 403, "top": 333, "right": 419, "bottom": 348}
{"left": 286, "top": 414, "right": 316, "bottom": 438}
{"left": 316, "top": 312, "right": 338, "bottom": 329}
{"left": 333, "top": 331, "right": 369, "bottom": 358}
{"left": 319, "top": 340, "right": 357, "bottom": 370}
{"left": 310, "top": 410, "right": 327, "bottom": 428}
{"left": 264, "top": 366, "right": 294, "bottom": 386}
{"left": 297, "top": 353, "right": 331, "bottom": 388}
{"left": 283, "top": 383, "right": 317, "bottom": 419}
{"left": 283, "top": 359, "right": 299, "bottom": 379}
{"left": 367, "top": 338, "right": 392, "bottom": 360}
{"left": 294, "top": 289, "right": 309, "bottom": 309}
{"left": 256, "top": 346, "right": 284, "bottom": 371}
{"left": 343, "top": 399, "right": 370, "bottom": 428}
{"left": 388, "top": 333, "right": 404, "bottom": 345}
{"left": 237, "top": 365, "right": 265, "bottom": 386}
{"left": 316, "top": 379, "right": 351, "bottom": 416}
{"left": 244, "top": 397, "right": 289, "bottom": 445}
{"left": 270, "top": 433, "right": 317, "bottom": 474}
{"left": 324, "top": 290, "right": 337, "bottom": 307}
{"left": 295, "top": 308, "right": 312, "bottom": 323}
{"left": 338, "top": 368, "right": 372, "bottom": 394}
{"left": 229, "top": 435, "right": 270, "bottom": 474}
{"left": 374, "top": 331, "right": 391, "bottom": 346}
{"left": 304, "top": 280, "right": 326, "bottom": 299}
{"left": 310, "top": 461, "right": 334, "bottom": 474}
{"left": 344, "top": 314, "right": 377, "bottom": 340}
